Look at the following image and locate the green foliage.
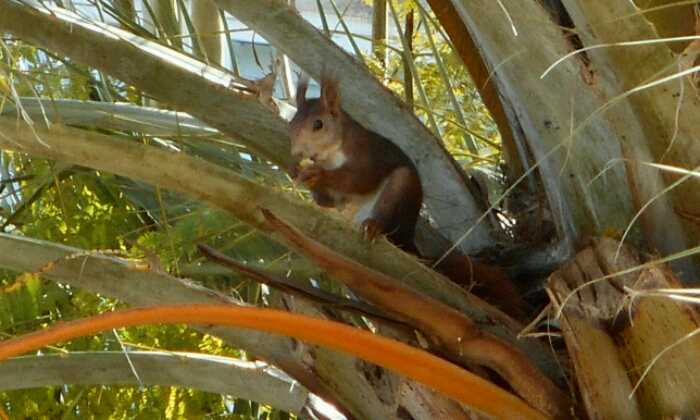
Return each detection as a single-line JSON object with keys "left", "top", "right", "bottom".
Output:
{"left": 17, "top": 166, "right": 140, "bottom": 250}
{"left": 2, "top": 385, "right": 240, "bottom": 419}
{"left": 0, "top": 274, "right": 42, "bottom": 334}
{"left": 362, "top": 0, "right": 501, "bottom": 166}
{"left": 0, "top": 159, "right": 285, "bottom": 417}
{"left": 0, "top": 2, "right": 303, "bottom": 417}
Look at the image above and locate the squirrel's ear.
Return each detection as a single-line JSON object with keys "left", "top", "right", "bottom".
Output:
{"left": 295, "top": 75, "right": 308, "bottom": 109}
{"left": 320, "top": 76, "right": 341, "bottom": 117}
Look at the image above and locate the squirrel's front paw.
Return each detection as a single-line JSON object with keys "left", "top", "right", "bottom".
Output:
{"left": 361, "top": 218, "right": 385, "bottom": 242}
{"left": 297, "top": 166, "right": 324, "bottom": 188}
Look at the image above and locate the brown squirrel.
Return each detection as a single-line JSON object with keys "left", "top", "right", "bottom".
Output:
{"left": 289, "top": 76, "right": 526, "bottom": 319}
{"left": 289, "top": 76, "right": 422, "bottom": 252}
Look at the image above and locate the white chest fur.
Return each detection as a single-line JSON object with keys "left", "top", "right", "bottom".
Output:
{"left": 339, "top": 177, "right": 390, "bottom": 226}
{"left": 317, "top": 147, "right": 386, "bottom": 226}
{"left": 320, "top": 148, "right": 348, "bottom": 170}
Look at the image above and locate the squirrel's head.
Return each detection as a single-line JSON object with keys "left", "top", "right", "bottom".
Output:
{"left": 289, "top": 76, "right": 344, "bottom": 163}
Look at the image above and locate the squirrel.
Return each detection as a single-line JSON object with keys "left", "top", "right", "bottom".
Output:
{"left": 288, "top": 76, "right": 526, "bottom": 319}
{"left": 289, "top": 76, "right": 422, "bottom": 253}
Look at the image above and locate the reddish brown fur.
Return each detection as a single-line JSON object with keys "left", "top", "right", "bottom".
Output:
{"left": 289, "top": 78, "right": 526, "bottom": 319}
{"left": 435, "top": 252, "right": 527, "bottom": 319}
{"left": 289, "top": 78, "right": 422, "bottom": 251}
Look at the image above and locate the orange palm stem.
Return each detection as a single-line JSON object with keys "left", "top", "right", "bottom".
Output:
{"left": 0, "top": 304, "right": 546, "bottom": 419}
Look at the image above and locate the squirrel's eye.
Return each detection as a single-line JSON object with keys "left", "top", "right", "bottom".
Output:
{"left": 312, "top": 119, "right": 323, "bottom": 131}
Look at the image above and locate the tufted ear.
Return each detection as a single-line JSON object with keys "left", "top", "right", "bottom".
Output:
{"left": 295, "top": 75, "right": 309, "bottom": 109}
{"left": 320, "top": 76, "right": 341, "bottom": 117}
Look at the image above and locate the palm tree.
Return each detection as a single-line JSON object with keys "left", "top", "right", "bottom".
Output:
{"left": 0, "top": 1, "right": 698, "bottom": 418}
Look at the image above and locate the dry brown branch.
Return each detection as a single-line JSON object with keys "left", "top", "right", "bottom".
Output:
{"left": 197, "top": 243, "right": 406, "bottom": 326}
{"left": 261, "top": 208, "right": 572, "bottom": 419}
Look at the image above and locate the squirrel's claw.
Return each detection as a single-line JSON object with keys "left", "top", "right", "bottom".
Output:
{"left": 361, "top": 218, "right": 384, "bottom": 242}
